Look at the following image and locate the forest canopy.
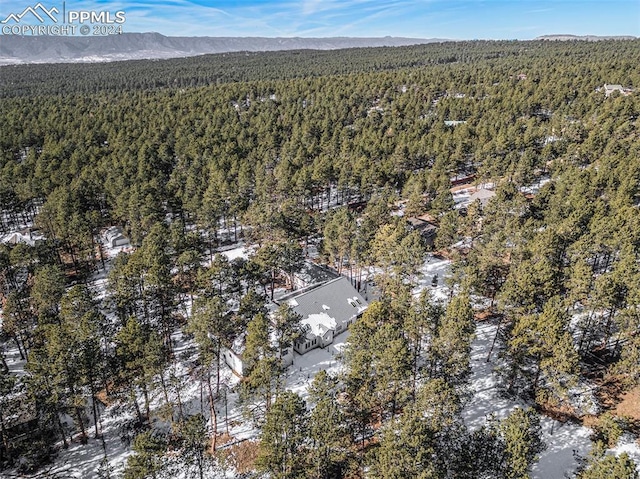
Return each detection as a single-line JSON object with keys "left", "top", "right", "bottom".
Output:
{"left": 1, "top": 39, "right": 639, "bottom": 477}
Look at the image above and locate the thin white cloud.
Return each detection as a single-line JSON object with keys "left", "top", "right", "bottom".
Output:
{"left": 57, "top": 0, "right": 445, "bottom": 37}
{"left": 25, "top": 0, "right": 628, "bottom": 40}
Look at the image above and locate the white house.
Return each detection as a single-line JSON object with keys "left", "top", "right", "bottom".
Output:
{"left": 223, "top": 276, "right": 368, "bottom": 376}
{"left": 281, "top": 276, "right": 368, "bottom": 355}
{"left": 604, "top": 84, "right": 625, "bottom": 97}
{"left": 1, "top": 228, "right": 44, "bottom": 247}
{"left": 103, "top": 226, "right": 129, "bottom": 248}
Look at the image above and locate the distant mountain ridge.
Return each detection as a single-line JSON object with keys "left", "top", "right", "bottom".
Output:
{"left": 535, "top": 34, "right": 637, "bottom": 41}
{"left": 0, "top": 32, "right": 451, "bottom": 65}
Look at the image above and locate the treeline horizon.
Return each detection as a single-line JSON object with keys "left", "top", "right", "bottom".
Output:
{"left": 1, "top": 39, "right": 639, "bottom": 97}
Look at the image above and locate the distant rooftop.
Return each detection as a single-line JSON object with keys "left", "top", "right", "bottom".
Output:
{"left": 468, "top": 188, "right": 497, "bottom": 207}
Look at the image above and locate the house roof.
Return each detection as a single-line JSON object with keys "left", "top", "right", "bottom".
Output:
{"left": 604, "top": 84, "right": 626, "bottom": 97}
{"left": 407, "top": 217, "right": 437, "bottom": 231}
{"left": 469, "top": 188, "right": 496, "bottom": 205}
{"left": 104, "top": 226, "right": 126, "bottom": 242}
{"left": 406, "top": 217, "right": 438, "bottom": 241}
{"left": 284, "top": 276, "right": 368, "bottom": 337}
{"left": 304, "top": 312, "right": 336, "bottom": 337}
{"left": 1, "top": 232, "right": 37, "bottom": 247}
{"left": 470, "top": 188, "right": 496, "bottom": 199}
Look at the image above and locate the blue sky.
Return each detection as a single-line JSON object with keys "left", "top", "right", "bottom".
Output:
{"left": 2, "top": 0, "right": 639, "bottom": 38}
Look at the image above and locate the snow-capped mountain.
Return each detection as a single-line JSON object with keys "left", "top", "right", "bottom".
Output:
{"left": 0, "top": 32, "right": 450, "bottom": 65}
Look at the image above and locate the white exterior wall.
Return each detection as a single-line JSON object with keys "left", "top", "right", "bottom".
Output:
{"left": 294, "top": 336, "right": 320, "bottom": 354}
{"left": 320, "top": 329, "right": 334, "bottom": 348}
{"left": 224, "top": 346, "right": 294, "bottom": 376}
{"left": 223, "top": 348, "right": 244, "bottom": 376}
{"left": 112, "top": 236, "right": 129, "bottom": 247}
{"left": 280, "top": 346, "right": 294, "bottom": 368}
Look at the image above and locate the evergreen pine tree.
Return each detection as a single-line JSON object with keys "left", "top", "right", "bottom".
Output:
{"left": 256, "top": 391, "right": 308, "bottom": 479}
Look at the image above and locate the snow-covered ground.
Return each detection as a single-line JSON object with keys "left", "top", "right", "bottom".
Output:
{"left": 612, "top": 435, "right": 640, "bottom": 471}
{"left": 50, "top": 410, "right": 133, "bottom": 478}
{"left": 416, "top": 255, "right": 451, "bottom": 302}
{"left": 464, "top": 321, "right": 593, "bottom": 478}
{"left": 45, "top": 253, "right": 451, "bottom": 477}
{"left": 450, "top": 176, "right": 552, "bottom": 209}
{"left": 520, "top": 176, "right": 551, "bottom": 196}
{"left": 466, "top": 319, "right": 640, "bottom": 476}
{"left": 217, "top": 243, "right": 249, "bottom": 262}
{"left": 4, "top": 236, "right": 639, "bottom": 477}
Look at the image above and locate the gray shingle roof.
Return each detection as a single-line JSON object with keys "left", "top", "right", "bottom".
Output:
{"left": 284, "top": 276, "right": 368, "bottom": 334}
{"left": 469, "top": 188, "right": 496, "bottom": 206}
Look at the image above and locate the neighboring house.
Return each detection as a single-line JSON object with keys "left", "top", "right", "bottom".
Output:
{"left": 406, "top": 216, "right": 438, "bottom": 247}
{"left": 103, "top": 226, "right": 129, "bottom": 248}
{"left": 603, "top": 84, "right": 633, "bottom": 97}
{"left": 279, "top": 276, "right": 368, "bottom": 355}
{"left": 468, "top": 188, "right": 496, "bottom": 208}
{"left": 1, "top": 228, "right": 44, "bottom": 247}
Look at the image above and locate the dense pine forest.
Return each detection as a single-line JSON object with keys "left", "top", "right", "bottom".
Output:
{"left": 1, "top": 40, "right": 640, "bottom": 478}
